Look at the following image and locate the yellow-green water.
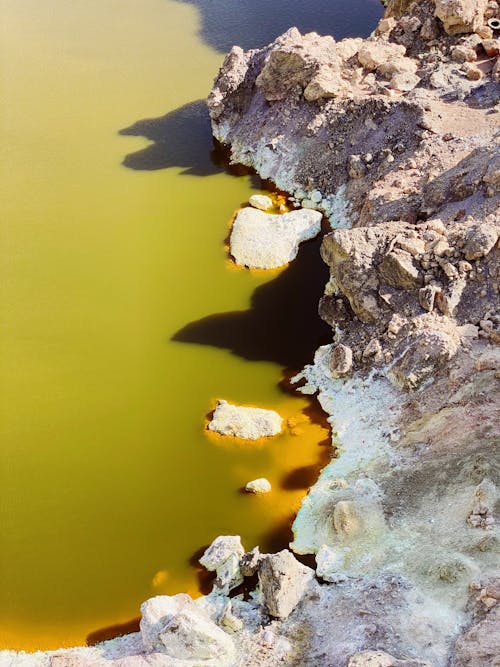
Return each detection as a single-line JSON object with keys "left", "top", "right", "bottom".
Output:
{"left": 0, "top": 0, "right": 381, "bottom": 650}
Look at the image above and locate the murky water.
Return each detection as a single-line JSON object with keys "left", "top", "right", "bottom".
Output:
{"left": 0, "top": 0, "right": 382, "bottom": 650}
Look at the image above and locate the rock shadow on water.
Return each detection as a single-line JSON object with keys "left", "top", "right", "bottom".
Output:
{"left": 169, "top": 0, "right": 383, "bottom": 53}
{"left": 119, "top": 99, "right": 258, "bottom": 178}
{"left": 172, "top": 235, "right": 331, "bottom": 371}
{"left": 86, "top": 617, "right": 141, "bottom": 646}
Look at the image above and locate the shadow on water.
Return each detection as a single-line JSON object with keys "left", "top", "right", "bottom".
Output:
{"left": 86, "top": 617, "right": 141, "bottom": 646}
{"left": 172, "top": 233, "right": 332, "bottom": 371}
{"left": 119, "top": 100, "right": 259, "bottom": 179}
{"left": 169, "top": 0, "right": 384, "bottom": 53}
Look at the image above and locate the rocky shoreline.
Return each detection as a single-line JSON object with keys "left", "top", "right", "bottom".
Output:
{"left": 2, "top": 0, "right": 499, "bottom": 665}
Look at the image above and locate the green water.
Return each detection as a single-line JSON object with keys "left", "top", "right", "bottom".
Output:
{"left": 0, "top": 0, "right": 381, "bottom": 650}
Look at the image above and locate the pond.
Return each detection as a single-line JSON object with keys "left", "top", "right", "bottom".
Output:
{"left": 0, "top": 0, "right": 382, "bottom": 649}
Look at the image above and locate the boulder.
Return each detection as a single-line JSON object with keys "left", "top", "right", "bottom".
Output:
{"left": 199, "top": 535, "right": 245, "bottom": 592}
{"left": 230, "top": 207, "right": 321, "bottom": 269}
{"left": 249, "top": 194, "right": 273, "bottom": 211}
{"left": 256, "top": 28, "right": 339, "bottom": 101}
{"left": 434, "top": 0, "right": 488, "bottom": 34}
{"left": 245, "top": 478, "right": 272, "bottom": 494}
{"left": 208, "top": 400, "right": 282, "bottom": 439}
{"left": 258, "top": 550, "right": 314, "bottom": 619}
{"left": 140, "top": 594, "right": 235, "bottom": 663}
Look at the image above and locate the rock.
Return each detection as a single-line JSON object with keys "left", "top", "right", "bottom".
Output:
{"left": 304, "top": 66, "right": 345, "bottom": 101}
{"left": 249, "top": 194, "right": 273, "bottom": 211}
{"left": 256, "top": 28, "right": 339, "bottom": 101}
{"left": 481, "top": 38, "right": 500, "bottom": 56}
{"left": 357, "top": 42, "right": 407, "bottom": 71}
{"left": 453, "top": 605, "right": 500, "bottom": 666}
{"left": 464, "top": 63, "right": 482, "bottom": 79}
{"left": 435, "top": 0, "right": 488, "bottom": 34}
{"left": 229, "top": 207, "right": 321, "bottom": 269}
{"left": 315, "top": 544, "right": 347, "bottom": 583}
{"left": 199, "top": 535, "right": 244, "bottom": 572}
{"left": 245, "top": 478, "right": 272, "bottom": 494}
{"left": 379, "top": 250, "right": 422, "bottom": 290}
{"left": 329, "top": 344, "right": 354, "bottom": 377}
{"left": 199, "top": 535, "right": 244, "bottom": 592}
{"left": 258, "top": 550, "right": 314, "bottom": 619}
{"left": 493, "top": 58, "right": 500, "bottom": 82}
{"left": 240, "top": 546, "right": 261, "bottom": 576}
{"left": 336, "top": 37, "right": 363, "bottom": 61}
{"left": 140, "top": 594, "right": 235, "bottom": 663}
{"left": 390, "top": 71, "right": 420, "bottom": 91}
{"left": 348, "top": 650, "right": 432, "bottom": 666}
{"left": 377, "top": 17, "right": 397, "bottom": 34}
{"left": 388, "top": 329, "right": 459, "bottom": 390}
{"left": 451, "top": 45, "right": 478, "bottom": 61}
{"left": 362, "top": 338, "right": 384, "bottom": 363}
{"left": 463, "top": 223, "right": 498, "bottom": 260}
{"left": 208, "top": 400, "right": 283, "bottom": 440}
{"left": 419, "top": 285, "right": 440, "bottom": 312}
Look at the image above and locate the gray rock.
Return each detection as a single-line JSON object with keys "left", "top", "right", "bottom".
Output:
{"left": 258, "top": 550, "right": 314, "bottom": 619}
{"left": 463, "top": 223, "right": 498, "bottom": 260}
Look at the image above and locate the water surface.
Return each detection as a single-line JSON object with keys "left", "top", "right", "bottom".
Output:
{"left": 0, "top": 0, "right": 382, "bottom": 649}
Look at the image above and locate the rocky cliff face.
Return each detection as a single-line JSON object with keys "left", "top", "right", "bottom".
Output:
{"left": 4, "top": 1, "right": 499, "bottom": 666}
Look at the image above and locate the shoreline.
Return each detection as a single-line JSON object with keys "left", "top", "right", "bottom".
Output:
{"left": 3, "top": 0, "right": 499, "bottom": 664}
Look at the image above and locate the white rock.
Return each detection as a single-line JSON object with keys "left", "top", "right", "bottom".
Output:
{"left": 208, "top": 400, "right": 283, "bottom": 439}
{"left": 316, "top": 544, "right": 346, "bottom": 583}
{"left": 230, "top": 208, "right": 321, "bottom": 269}
{"left": 199, "top": 535, "right": 244, "bottom": 592}
{"left": 248, "top": 194, "right": 273, "bottom": 211}
{"left": 245, "top": 478, "right": 272, "bottom": 494}
{"left": 310, "top": 189, "right": 323, "bottom": 203}
{"left": 199, "top": 536, "right": 244, "bottom": 571}
{"left": 140, "top": 594, "right": 235, "bottom": 664}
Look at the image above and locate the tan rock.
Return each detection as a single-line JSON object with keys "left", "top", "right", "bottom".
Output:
{"left": 481, "top": 38, "right": 500, "bottom": 55}
{"left": 451, "top": 44, "right": 478, "bottom": 61}
{"left": 330, "top": 344, "right": 353, "bottom": 377}
{"left": 379, "top": 250, "right": 422, "bottom": 289}
{"left": 357, "top": 41, "right": 406, "bottom": 71}
{"left": 435, "top": 0, "right": 488, "bottom": 35}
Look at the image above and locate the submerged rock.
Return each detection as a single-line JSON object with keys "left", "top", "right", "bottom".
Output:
{"left": 208, "top": 400, "right": 283, "bottom": 439}
{"left": 230, "top": 207, "right": 321, "bottom": 269}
